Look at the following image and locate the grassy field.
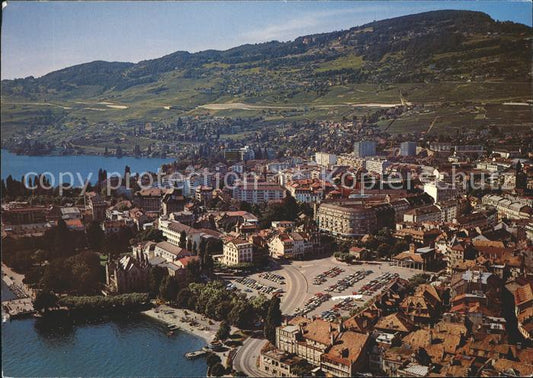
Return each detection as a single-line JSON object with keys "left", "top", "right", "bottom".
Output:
{"left": 2, "top": 80, "right": 531, "bottom": 143}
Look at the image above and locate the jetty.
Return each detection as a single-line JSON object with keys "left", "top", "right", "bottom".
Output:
{"left": 185, "top": 350, "right": 208, "bottom": 360}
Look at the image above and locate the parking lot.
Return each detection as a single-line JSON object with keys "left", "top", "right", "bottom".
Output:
{"left": 228, "top": 256, "right": 421, "bottom": 319}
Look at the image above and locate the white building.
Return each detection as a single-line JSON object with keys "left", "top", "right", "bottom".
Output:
{"left": 232, "top": 181, "right": 285, "bottom": 204}
{"left": 315, "top": 152, "right": 338, "bottom": 167}
{"left": 268, "top": 232, "right": 313, "bottom": 259}
{"left": 423, "top": 181, "right": 459, "bottom": 203}
{"left": 223, "top": 238, "right": 254, "bottom": 266}
{"left": 365, "top": 158, "right": 391, "bottom": 176}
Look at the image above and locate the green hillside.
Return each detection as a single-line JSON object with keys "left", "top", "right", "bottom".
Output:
{"left": 1, "top": 10, "right": 531, "bottom": 153}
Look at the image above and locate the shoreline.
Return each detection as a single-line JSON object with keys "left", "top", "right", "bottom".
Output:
{"left": 1, "top": 148, "right": 176, "bottom": 161}
{"left": 142, "top": 305, "right": 219, "bottom": 344}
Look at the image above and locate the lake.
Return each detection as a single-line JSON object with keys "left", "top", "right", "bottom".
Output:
{"left": 2, "top": 316, "right": 207, "bottom": 377}
{"left": 1, "top": 149, "right": 174, "bottom": 185}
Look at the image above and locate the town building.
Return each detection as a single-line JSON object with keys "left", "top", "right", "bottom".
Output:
{"left": 400, "top": 142, "right": 417, "bottom": 157}
{"left": 134, "top": 188, "right": 166, "bottom": 212}
{"left": 105, "top": 254, "right": 150, "bottom": 293}
{"left": 316, "top": 201, "right": 378, "bottom": 237}
{"left": 315, "top": 152, "right": 338, "bottom": 167}
{"left": 392, "top": 244, "right": 436, "bottom": 270}
{"left": 222, "top": 238, "right": 254, "bottom": 266}
{"left": 423, "top": 181, "right": 459, "bottom": 203}
{"left": 354, "top": 141, "right": 376, "bottom": 158}
{"left": 364, "top": 158, "right": 390, "bottom": 177}
{"left": 403, "top": 205, "right": 442, "bottom": 223}
{"left": 232, "top": 181, "right": 285, "bottom": 204}
{"left": 268, "top": 232, "right": 315, "bottom": 259}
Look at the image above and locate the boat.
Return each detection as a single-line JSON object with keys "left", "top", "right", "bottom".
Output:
{"left": 185, "top": 350, "right": 207, "bottom": 360}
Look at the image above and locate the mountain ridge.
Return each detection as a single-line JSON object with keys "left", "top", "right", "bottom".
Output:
{"left": 3, "top": 10, "right": 530, "bottom": 84}
{"left": 1, "top": 9, "right": 531, "bottom": 132}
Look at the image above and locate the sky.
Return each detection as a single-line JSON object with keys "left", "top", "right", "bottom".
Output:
{"left": 2, "top": 1, "right": 532, "bottom": 80}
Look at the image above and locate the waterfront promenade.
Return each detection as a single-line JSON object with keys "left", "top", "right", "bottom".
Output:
{"left": 2, "top": 263, "right": 35, "bottom": 319}
{"left": 143, "top": 305, "right": 219, "bottom": 343}
{"left": 143, "top": 305, "right": 239, "bottom": 370}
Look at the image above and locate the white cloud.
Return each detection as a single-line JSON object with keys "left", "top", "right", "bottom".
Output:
{"left": 242, "top": 8, "right": 361, "bottom": 43}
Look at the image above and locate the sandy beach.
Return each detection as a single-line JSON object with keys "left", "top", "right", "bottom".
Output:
{"left": 142, "top": 305, "right": 219, "bottom": 344}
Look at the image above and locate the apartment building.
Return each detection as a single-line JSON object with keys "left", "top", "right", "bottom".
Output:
{"left": 222, "top": 238, "right": 254, "bottom": 266}
{"left": 268, "top": 232, "right": 314, "bottom": 259}
{"left": 232, "top": 181, "right": 285, "bottom": 204}
{"left": 316, "top": 201, "right": 378, "bottom": 237}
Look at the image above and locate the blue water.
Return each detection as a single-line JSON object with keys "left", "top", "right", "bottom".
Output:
{"left": 2, "top": 316, "right": 207, "bottom": 377}
{"left": 1, "top": 281, "right": 17, "bottom": 302}
{"left": 1, "top": 149, "right": 174, "bottom": 185}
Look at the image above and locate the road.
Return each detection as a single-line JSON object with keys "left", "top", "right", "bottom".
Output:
{"left": 280, "top": 263, "right": 309, "bottom": 314}
{"left": 232, "top": 262, "right": 308, "bottom": 376}
{"left": 232, "top": 337, "right": 267, "bottom": 377}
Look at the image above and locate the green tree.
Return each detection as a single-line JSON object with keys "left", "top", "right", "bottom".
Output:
{"left": 176, "top": 288, "right": 193, "bottom": 308}
{"left": 53, "top": 219, "right": 74, "bottom": 258}
{"left": 264, "top": 296, "right": 282, "bottom": 343}
{"left": 148, "top": 266, "right": 168, "bottom": 297}
{"left": 206, "top": 353, "right": 222, "bottom": 367}
{"left": 185, "top": 259, "right": 201, "bottom": 283}
{"left": 210, "top": 363, "right": 225, "bottom": 377}
{"left": 282, "top": 193, "right": 299, "bottom": 221}
{"left": 86, "top": 221, "right": 105, "bottom": 250}
{"left": 215, "top": 320, "right": 231, "bottom": 341}
{"left": 33, "top": 291, "right": 58, "bottom": 313}
{"left": 179, "top": 231, "right": 187, "bottom": 248}
{"left": 159, "top": 275, "right": 180, "bottom": 303}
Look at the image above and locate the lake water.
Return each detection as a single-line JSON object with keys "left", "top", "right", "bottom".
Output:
{"left": 2, "top": 316, "right": 207, "bottom": 377}
{"left": 1, "top": 281, "right": 17, "bottom": 302}
{"left": 1, "top": 149, "right": 174, "bottom": 185}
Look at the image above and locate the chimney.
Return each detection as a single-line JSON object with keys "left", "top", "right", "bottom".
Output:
{"left": 330, "top": 332, "right": 335, "bottom": 346}
{"left": 409, "top": 243, "right": 416, "bottom": 253}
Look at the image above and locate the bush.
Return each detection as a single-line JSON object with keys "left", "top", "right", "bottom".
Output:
{"left": 58, "top": 293, "right": 149, "bottom": 311}
{"left": 216, "top": 321, "right": 231, "bottom": 341}
{"left": 210, "top": 363, "right": 226, "bottom": 377}
{"left": 206, "top": 353, "right": 221, "bottom": 367}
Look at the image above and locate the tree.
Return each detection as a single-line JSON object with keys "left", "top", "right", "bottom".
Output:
{"left": 376, "top": 243, "right": 390, "bottom": 259}
{"left": 206, "top": 353, "right": 221, "bottom": 367}
{"left": 176, "top": 288, "right": 192, "bottom": 308}
{"left": 52, "top": 219, "right": 74, "bottom": 258}
{"left": 216, "top": 320, "right": 231, "bottom": 341}
{"left": 282, "top": 193, "right": 299, "bottom": 221}
{"left": 159, "top": 275, "right": 179, "bottom": 303}
{"left": 210, "top": 363, "right": 225, "bottom": 377}
{"left": 135, "top": 228, "right": 166, "bottom": 243}
{"left": 264, "top": 296, "right": 282, "bottom": 343}
{"left": 185, "top": 259, "right": 201, "bottom": 283}
{"left": 148, "top": 266, "right": 168, "bottom": 298}
{"left": 179, "top": 231, "right": 187, "bottom": 248}
{"left": 229, "top": 301, "right": 255, "bottom": 329}
{"left": 33, "top": 291, "right": 58, "bottom": 313}
{"left": 86, "top": 221, "right": 105, "bottom": 250}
